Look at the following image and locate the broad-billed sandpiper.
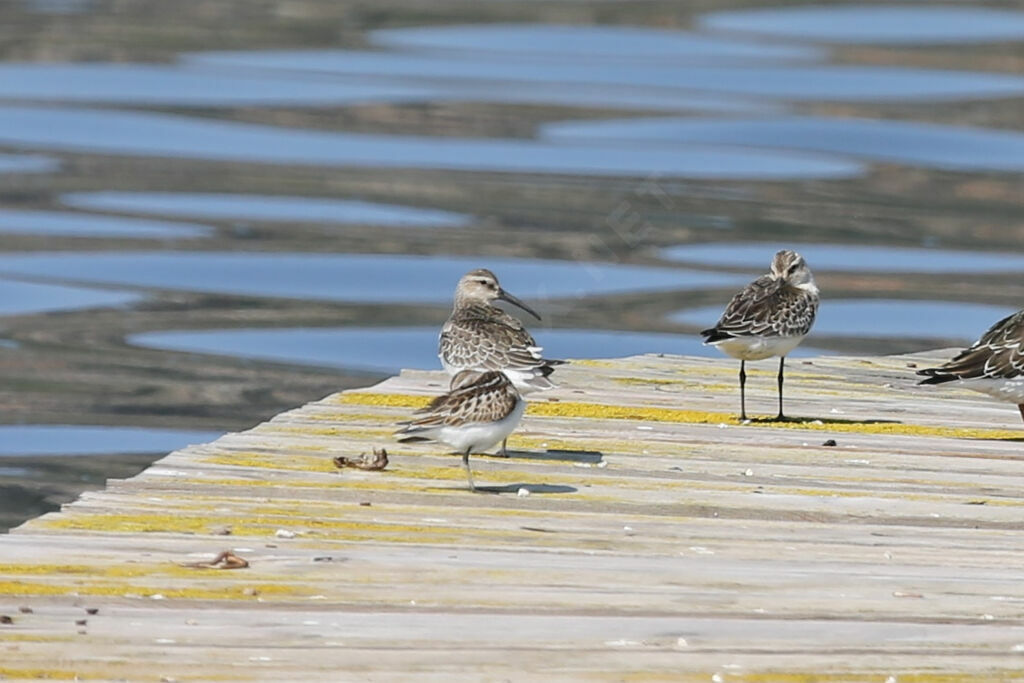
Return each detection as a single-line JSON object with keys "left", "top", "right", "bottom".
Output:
{"left": 395, "top": 370, "right": 525, "bottom": 491}
{"left": 700, "top": 249, "right": 819, "bottom": 421}
{"left": 917, "top": 308, "right": 1024, "bottom": 423}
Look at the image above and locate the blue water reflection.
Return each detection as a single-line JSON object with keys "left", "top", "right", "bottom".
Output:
{"left": 185, "top": 50, "right": 1024, "bottom": 101}
{"left": 700, "top": 6, "right": 1024, "bottom": 45}
{"left": 672, "top": 301, "right": 1018, "bottom": 341}
{"left": 0, "top": 252, "right": 749, "bottom": 304}
{"left": 370, "top": 24, "right": 824, "bottom": 62}
{"left": 661, "top": 242, "right": 1024, "bottom": 274}
{"left": 0, "top": 63, "right": 433, "bottom": 106}
{"left": 0, "top": 153, "right": 59, "bottom": 174}
{"left": 0, "top": 62, "right": 779, "bottom": 115}
{"left": 129, "top": 326, "right": 825, "bottom": 374}
{"left": 0, "top": 209, "right": 212, "bottom": 239}
{"left": 0, "top": 278, "right": 140, "bottom": 316}
{"left": 542, "top": 116, "right": 1024, "bottom": 172}
{"left": 0, "top": 425, "right": 222, "bottom": 456}
{"left": 61, "top": 192, "right": 472, "bottom": 228}
{"left": 0, "top": 106, "right": 862, "bottom": 180}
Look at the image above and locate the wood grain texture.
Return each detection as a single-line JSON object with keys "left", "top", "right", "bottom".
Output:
{"left": 2, "top": 350, "right": 1024, "bottom": 681}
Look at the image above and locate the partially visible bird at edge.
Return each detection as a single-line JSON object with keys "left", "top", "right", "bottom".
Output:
{"left": 394, "top": 370, "right": 525, "bottom": 492}
{"left": 700, "top": 249, "right": 819, "bottom": 421}
{"left": 917, "top": 308, "right": 1024, "bottom": 424}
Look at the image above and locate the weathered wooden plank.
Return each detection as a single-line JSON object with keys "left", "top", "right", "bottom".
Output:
{"left": 2, "top": 351, "right": 1024, "bottom": 681}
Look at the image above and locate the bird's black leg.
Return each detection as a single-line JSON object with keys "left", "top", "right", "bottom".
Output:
{"left": 739, "top": 360, "right": 747, "bottom": 421}
{"left": 497, "top": 438, "right": 509, "bottom": 457}
{"left": 776, "top": 356, "right": 786, "bottom": 421}
{"left": 462, "top": 447, "right": 476, "bottom": 492}
{"left": 1018, "top": 404, "right": 1024, "bottom": 424}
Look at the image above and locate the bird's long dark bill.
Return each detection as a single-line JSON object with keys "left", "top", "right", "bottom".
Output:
{"left": 498, "top": 289, "right": 542, "bottom": 321}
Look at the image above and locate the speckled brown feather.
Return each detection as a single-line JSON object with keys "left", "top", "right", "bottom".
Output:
{"left": 704, "top": 275, "right": 818, "bottom": 341}
{"left": 440, "top": 303, "right": 543, "bottom": 372}
{"left": 406, "top": 371, "right": 519, "bottom": 428}
{"left": 918, "top": 309, "right": 1024, "bottom": 383}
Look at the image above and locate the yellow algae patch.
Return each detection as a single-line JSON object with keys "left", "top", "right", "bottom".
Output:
{"left": 0, "top": 634, "right": 73, "bottom": 643}
{"left": 270, "top": 425, "right": 392, "bottom": 438}
{"left": 570, "top": 359, "right": 617, "bottom": 368}
{"left": 339, "top": 393, "right": 430, "bottom": 409}
{"left": 305, "top": 412, "right": 397, "bottom": 424}
{"left": 0, "top": 563, "right": 224, "bottom": 581}
{"left": 527, "top": 401, "right": 739, "bottom": 423}
{"left": 523, "top": 401, "right": 1022, "bottom": 440}
{"left": 0, "top": 563, "right": 93, "bottom": 575}
{"left": 387, "top": 464, "right": 583, "bottom": 487}
{"left": 203, "top": 451, "right": 336, "bottom": 473}
{"left": 0, "top": 579, "right": 309, "bottom": 601}
{"left": 736, "top": 673, "right": 1024, "bottom": 683}
{"left": 0, "top": 668, "right": 82, "bottom": 680}
{"left": 611, "top": 377, "right": 681, "bottom": 386}
{"left": 41, "top": 511, "right": 523, "bottom": 545}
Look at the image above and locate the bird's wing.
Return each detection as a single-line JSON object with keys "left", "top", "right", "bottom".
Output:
{"left": 706, "top": 276, "right": 818, "bottom": 338}
{"left": 921, "top": 310, "right": 1024, "bottom": 380}
{"left": 407, "top": 372, "right": 518, "bottom": 428}
{"left": 440, "top": 312, "right": 545, "bottom": 371}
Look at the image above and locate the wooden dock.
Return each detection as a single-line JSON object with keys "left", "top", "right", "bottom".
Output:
{"left": 2, "top": 351, "right": 1024, "bottom": 681}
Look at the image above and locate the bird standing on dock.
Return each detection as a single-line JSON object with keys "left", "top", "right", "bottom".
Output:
{"left": 439, "top": 268, "right": 562, "bottom": 454}
{"left": 395, "top": 370, "right": 525, "bottom": 491}
{"left": 916, "top": 308, "right": 1024, "bottom": 423}
{"left": 700, "top": 249, "right": 819, "bottom": 421}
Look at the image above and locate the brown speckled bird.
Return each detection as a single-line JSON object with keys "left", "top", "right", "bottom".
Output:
{"left": 395, "top": 370, "right": 524, "bottom": 491}
{"left": 701, "top": 250, "right": 819, "bottom": 421}
{"left": 917, "top": 308, "right": 1024, "bottom": 423}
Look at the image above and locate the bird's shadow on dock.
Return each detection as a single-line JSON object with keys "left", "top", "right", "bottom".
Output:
{"left": 484, "top": 449, "right": 604, "bottom": 464}
{"left": 477, "top": 483, "right": 577, "bottom": 494}
{"left": 428, "top": 483, "right": 577, "bottom": 494}
{"left": 745, "top": 416, "right": 900, "bottom": 426}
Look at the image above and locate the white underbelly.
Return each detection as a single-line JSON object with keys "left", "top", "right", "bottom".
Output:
{"left": 438, "top": 400, "right": 525, "bottom": 453}
{"left": 712, "top": 335, "right": 806, "bottom": 361}
{"left": 960, "top": 377, "right": 1024, "bottom": 404}
{"left": 441, "top": 360, "right": 550, "bottom": 393}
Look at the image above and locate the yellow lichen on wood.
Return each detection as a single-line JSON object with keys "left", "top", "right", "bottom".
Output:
{"left": 525, "top": 401, "right": 1022, "bottom": 440}
{"left": 203, "top": 451, "right": 336, "bottom": 473}
{"left": 611, "top": 376, "right": 682, "bottom": 386}
{"left": 733, "top": 673, "right": 1024, "bottom": 683}
{"left": 0, "top": 579, "right": 310, "bottom": 600}
{"left": 41, "top": 511, "right": 527, "bottom": 544}
{"left": 0, "top": 668, "right": 82, "bottom": 680}
{"left": 337, "top": 393, "right": 431, "bottom": 409}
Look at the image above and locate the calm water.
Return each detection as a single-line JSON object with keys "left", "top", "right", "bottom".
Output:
{"left": 129, "top": 327, "right": 807, "bottom": 374}
{"left": 369, "top": 24, "right": 825, "bottom": 62}
{"left": 0, "top": 425, "right": 222, "bottom": 457}
{"left": 662, "top": 243, "right": 1024, "bottom": 273}
{"left": 0, "top": 209, "right": 212, "bottom": 239}
{"left": 0, "top": 153, "right": 58, "bottom": 174}
{"left": 0, "top": 252, "right": 749, "bottom": 303}
{"left": 0, "top": 1, "right": 1022, "bottom": 527}
{"left": 185, "top": 49, "right": 1024, "bottom": 101}
{"left": 0, "top": 278, "right": 140, "bottom": 315}
{"left": 0, "top": 105, "right": 864, "bottom": 180}
{"left": 699, "top": 6, "right": 1024, "bottom": 44}
{"left": 62, "top": 192, "right": 473, "bottom": 228}
{"left": 673, "top": 301, "right": 1018, "bottom": 342}
{"left": 543, "top": 116, "right": 1024, "bottom": 172}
